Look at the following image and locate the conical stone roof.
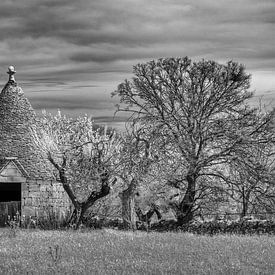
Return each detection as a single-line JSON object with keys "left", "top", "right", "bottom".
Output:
{"left": 0, "top": 81, "right": 54, "bottom": 180}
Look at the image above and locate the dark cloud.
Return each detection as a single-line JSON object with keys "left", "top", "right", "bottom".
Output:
{"left": 69, "top": 48, "right": 164, "bottom": 64}
{"left": 0, "top": 0, "right": 273, "bottom": 49}
{"left": 0, "top": 0, "right": 274, "bottom": 127}
{"left": 29, "top": 95, "right": 113, "bottom": 110}
{"left": 1, "top": 0, "right": 275, "bottom": 67}
{"left": 92, "top": 116, "right": 128, "bottom": 123}
{"left": 21, "top": 80, "right": 67, "bottom": 88}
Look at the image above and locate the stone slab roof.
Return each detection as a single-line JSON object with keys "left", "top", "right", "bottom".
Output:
{"left": 0, "top": 83, "right": 55, "bottom": 180}
{"left": 0, "top": 159, "right": 8, "bottom": 171}
{"left": 0, "top": 158, "right": 29, "bottom": 177}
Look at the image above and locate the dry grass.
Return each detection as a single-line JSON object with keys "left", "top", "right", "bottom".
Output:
{"left": 0, "top": 228, "right": 274, "bottom": 274}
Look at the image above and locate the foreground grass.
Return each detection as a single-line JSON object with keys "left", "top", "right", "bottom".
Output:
{"left": 0, "top": 229, "right": 274, "bottom": 274}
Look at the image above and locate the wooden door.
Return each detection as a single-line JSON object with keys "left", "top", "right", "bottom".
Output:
{"left": 0, "top": 201, "right": 21, "bottom": 227}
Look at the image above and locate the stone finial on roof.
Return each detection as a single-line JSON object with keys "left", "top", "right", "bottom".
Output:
{"left": 7, "top": 66, "right": 16, "bottom": 85}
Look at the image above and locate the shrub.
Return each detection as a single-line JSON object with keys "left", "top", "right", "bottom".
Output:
{"left": 83, "top": 216, "right": 124, "bottom": 229}
{"left": 185, "top": 219, "right": 275, "bottom": 235}
{"left": 151, "top": 218, "right": 275, "bottom": 235}
{"left": 17, "top": 209, "right": 71, "bottom": 230}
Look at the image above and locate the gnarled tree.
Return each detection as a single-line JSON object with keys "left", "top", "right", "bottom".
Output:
{"left": 116, "top": 124, "right": 157, "bottom": 229}
{"left": 32, "top": 111, "right": 120, "bottom": 228}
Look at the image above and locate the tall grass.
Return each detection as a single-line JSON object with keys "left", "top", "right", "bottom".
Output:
{"left": 0, "top": 229, "right": 274, "bottom": 274}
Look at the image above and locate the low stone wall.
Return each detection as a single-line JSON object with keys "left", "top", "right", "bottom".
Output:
{"left": 22, "top": 179, "right": 71, "bottom": 218}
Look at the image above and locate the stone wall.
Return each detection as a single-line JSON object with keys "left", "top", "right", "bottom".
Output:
{"left": 22, "top": 179, "right": 71, "bottom": 218}
{"left": 0, "top": 83, "right": 72, "bottom": 219}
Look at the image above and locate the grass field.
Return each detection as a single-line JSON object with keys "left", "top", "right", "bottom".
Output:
{"left": 0, "top": 229, "right": 274, "bottom": 274}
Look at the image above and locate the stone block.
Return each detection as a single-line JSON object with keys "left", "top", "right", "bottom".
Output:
{"left": 24, "top": 198, "right": 32, "bottom": 206}
{"left": 29, "top": 185, "right": 40, "bottom": 192}
{"left": 22, "top": 206, "right": 36, "bottom": 217}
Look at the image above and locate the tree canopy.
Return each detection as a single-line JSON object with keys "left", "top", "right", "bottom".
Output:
{"left": 113, "top": 57, "right": 275, "bottom": 224}
{"left": 32, "top": 111, "right": 120, "bottom": 228}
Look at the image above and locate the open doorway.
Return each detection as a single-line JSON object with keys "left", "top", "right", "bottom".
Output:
{"left": 0, "top": 183, "right": 21, "bottom": 226}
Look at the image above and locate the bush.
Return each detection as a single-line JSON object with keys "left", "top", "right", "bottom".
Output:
{"left": 83, "top": 216, "right": 124, "bottom": 229}
{"left": 18, "top": 210, "right": 71, "bottom": 230}
{"left": 150, "top": 220, "right": 178, "bottom": 231}
{"left": 151, "top": 218, "right": 275, "bottom": 235}
{"left": 186, "top": 219, "right": 275, "bottom": 235}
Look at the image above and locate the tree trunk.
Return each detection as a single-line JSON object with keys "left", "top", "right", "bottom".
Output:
{"left": 240, "top": 187, "right": 249, "bottom": 219}
{"left": 68, "top": 183, "right": 112, "bottom": 229}
{"left": 75, "top": 208, "right": 85, "bottom": 229}
{"left": 136, "top": 204, "right": 162, "bottom": 226}
{"left": 48, "top": 153, "right": 114, "bottom": 230}
{"left": 177, "top": 173, "right": 196, "bottom": 225}
{"left": 66, "top": 206, "right": 83, "bottom": 229}
{"left": 119, "top": 179, "right": 137, "bottom": 230}
{"left": 67, "top": 208, "right": 77, "bottom": 225}
{"left": 74, "top": 176, "right": 113, "bottom": 229}
{"left": 121, "top": 195, "right": 136, "bottom": 230}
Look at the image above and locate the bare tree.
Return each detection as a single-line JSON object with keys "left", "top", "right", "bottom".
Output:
{"left": 113, "top": 57, "right": 275, "bottom": 225}
{"left": 32, "top": 111, "right": 120, "bottom": 228}
{"left": 221, "top": 142, "right": 275, "bottom": 218}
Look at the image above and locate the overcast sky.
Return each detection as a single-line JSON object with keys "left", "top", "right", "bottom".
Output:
{"left": 0, "top": 0, "right": 274, "bottom": 128}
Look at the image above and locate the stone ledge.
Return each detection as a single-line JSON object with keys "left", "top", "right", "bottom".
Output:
{"left": 0, "top": 176, "right": 26, "bottom": 183}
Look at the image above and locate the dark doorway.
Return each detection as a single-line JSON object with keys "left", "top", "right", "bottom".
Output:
{"left": 0, "top": 183, "right": 21, "bottom": 202}
{"left": 0, "top": 183, "right": 21, "bottom": 226}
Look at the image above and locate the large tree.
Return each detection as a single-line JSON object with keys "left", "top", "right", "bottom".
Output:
{"left": 32, "top": 111, "right": 120, "bottom": 228}
{"left": 113, "top": 57, "right": 275, "bottom": 225}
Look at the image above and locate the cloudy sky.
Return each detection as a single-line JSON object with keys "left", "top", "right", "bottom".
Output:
{"left": 0, "top": 0, "right": 274, "bottom": 128}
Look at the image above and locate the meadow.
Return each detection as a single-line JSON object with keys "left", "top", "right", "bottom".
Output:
{"left": 0, "top": 229, "right": 275, "bottom": 274}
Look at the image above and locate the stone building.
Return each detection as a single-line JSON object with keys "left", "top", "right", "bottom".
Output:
{"left": 0, "top": 67, "right": 70, "bottom": 224}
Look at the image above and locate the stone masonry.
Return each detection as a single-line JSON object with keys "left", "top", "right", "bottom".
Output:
{"left": 0, "top": 70, "right": 70, "bottom": 218}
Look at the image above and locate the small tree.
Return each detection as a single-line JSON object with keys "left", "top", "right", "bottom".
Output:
{"left": 113, "top": 57, "right": 275, "bottom": 225}
{"left": 32, "top": 111, "right": 120, "bottom": 228}
{"left": 222, "top": 142, "right": 275, "bottom": 218}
